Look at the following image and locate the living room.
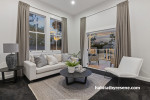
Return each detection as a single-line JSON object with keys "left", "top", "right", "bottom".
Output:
{"left": 0, "top": 0, "right": 150, "bottom": 100}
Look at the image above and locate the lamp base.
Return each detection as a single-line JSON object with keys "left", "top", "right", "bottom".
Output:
{"left": 6, "top": 54, "right": 17, "bottom": 69}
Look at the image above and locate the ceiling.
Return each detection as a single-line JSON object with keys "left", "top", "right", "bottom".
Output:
{"left": 38, "top": 0, "right": 106, "bottom": 15}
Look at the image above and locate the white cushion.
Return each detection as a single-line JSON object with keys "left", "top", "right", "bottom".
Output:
{"left": 54, "top": 54, "right": 62, "bottom": 62}
{"left": 47, "top": 55, "right": 58, "bottom": 65}
{"left": 36, "top": 62, "right": 66, "bottom": 74}
{"left": 29, "top": 55, "right": 35, "bottom": 63}
{"left": 118, "top": 56, "right": 143, "bottom": 76}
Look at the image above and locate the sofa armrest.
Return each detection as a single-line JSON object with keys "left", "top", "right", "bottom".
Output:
{"left": 24, "top": 61, "right": 36, "bottom": 81}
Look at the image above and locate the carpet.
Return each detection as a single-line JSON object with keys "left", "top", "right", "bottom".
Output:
{"left": 28, "top": 73, "right": 111, "bottom": 100}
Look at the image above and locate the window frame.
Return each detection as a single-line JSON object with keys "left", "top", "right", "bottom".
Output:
{"left": 29, "top": 12, "right": 46, "bottom": 52}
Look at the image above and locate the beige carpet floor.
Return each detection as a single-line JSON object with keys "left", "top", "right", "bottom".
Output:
{"left": 28, "top": 73, "right": 111, "bottom": 100}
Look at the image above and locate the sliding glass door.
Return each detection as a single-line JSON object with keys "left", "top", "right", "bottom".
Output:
{"left": 88, "top": 29, "right": 116, "bottom": 70}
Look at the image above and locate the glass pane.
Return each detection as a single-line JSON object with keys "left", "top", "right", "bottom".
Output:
{"left": 57, "top": 21, "right": 62, "bottom": 35}
{"left": 90, "top": 32, "right": 115, "bottom": 49}
{"left": 37, "top": 15, "right": 45, "bottom": 33}
{"left": 37, "top": 34, "right": 45, "bottom": 50}
{"left": 29, "top": 13, "right": 37, "bottom": 32}
{"left": 29, "top": 32, "right": 36, "bottom": 50}
{"left": 50, "top": 18, "right": 57, "bottom": 35}
{"left": 57, "top": 36, "right": 62, "bottom": 50}
{"left": 50, "top": 35, "right": 56, "bottom": 50}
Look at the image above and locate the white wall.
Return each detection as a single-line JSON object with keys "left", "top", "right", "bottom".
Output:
{"left": 0, "top": 0, "right": 75, "bottom": 79}
{"left": 129, "top": 0, "right": 150, "bottom": 81}
{"left": 72, "top": 0, "right": 150, "bottom": 82}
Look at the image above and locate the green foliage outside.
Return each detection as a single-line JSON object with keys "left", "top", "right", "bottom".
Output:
{"left": 91, "top": 42, "right": 108, "bottom": 49}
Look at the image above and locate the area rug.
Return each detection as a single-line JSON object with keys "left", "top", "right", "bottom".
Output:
{"left": 28, "top": 73, "right": 111, "bottom": 100}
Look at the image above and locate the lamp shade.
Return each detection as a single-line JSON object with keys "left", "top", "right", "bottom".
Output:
{"left": 3, "top": 43, "right": 19, "bottom": 53}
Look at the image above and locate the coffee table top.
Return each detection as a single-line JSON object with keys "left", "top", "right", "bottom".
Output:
{"left": 0, "top": 66, "right": 23, "bottom": 72}
{"left": 60, "top": 68, "right": 92, "bottom": 78}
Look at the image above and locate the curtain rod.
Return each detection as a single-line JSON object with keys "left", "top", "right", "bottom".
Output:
{"left": 86, "top": 5, "right": 117, "bottom": 18}
{"left": 30, "top": 6, "right": 62, "bottom": 18}
{"left": 86, "top": 0, "right": 129, "bottom": 18}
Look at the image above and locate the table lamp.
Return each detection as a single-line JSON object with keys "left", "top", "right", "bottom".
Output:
{"left": 3, "top": 43, "right": 19, "bottom": 69}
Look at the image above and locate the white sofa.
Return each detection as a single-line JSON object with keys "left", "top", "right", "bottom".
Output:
{"left": 23, "top": 54, "right": 69, "bottom": 81}
{"left": 24, "top": 61, "right": 67, "bottom": 81}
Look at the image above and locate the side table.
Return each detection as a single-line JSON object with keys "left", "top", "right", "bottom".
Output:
{"left": 0, "top": 66, "right": 23, "bottom": 83}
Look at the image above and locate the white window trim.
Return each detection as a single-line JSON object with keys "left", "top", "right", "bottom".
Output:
{"left": 29, "top": 11, "right": 63, "bottom": 54}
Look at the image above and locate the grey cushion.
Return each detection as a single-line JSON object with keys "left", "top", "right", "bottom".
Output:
{"left": 34, "top": 55, "right": 47, "bottom": 68}
{"left": 62, "top": 53, "right": 71, "bottom": 62}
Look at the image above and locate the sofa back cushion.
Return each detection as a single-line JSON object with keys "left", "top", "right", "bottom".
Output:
{"left": 34, "top": 55, "right": 47, "bottom": 68}
{"left": 47, "top": 55, "right": 59, "bottom": 65}
{"left": 62, "top": 53, "right": 71, "bottom": 62}
{"left": 53, "top": 54, "right": 62, "bottom": 62}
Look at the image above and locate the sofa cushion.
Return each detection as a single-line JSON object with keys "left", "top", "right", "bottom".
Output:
{"left": 47, "top": 55, "right": 58, "bottom": 65}
{"left": 62, "top": 53, "right": 71, "bottom": 62}
{"left": 36, "top": 62, "right": 66, "bottom": 74}
{"left": 34, "top": 55, "right": 47, "bottom": 68}
{"left": 29, "top": 55, "right": 35, "bottom": 63}
{"left": 54, "top": 54, "right": 62, "bottom": 62}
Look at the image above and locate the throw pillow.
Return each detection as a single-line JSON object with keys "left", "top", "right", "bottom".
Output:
{"left": 34, "top": 55, "right": 47, "bottom": 68}
{"left": 47, "top": 55, "right": 58, "bottom": 65}
{"left": 62, "top": 53, "right": 71, "bottom": 62}
{"left": 29, "top": 55, "right": 35, "bottom": 63}
{"left": 53, "top": 54, "right": 62, "bottom": 62}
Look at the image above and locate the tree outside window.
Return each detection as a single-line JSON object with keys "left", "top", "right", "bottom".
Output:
{"left": 29, "top": 12, "right": 45, "bottom": 51}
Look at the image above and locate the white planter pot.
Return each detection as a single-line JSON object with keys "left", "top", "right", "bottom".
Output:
{"left": 68, "top": 66, "right": 75, "bottom": 73}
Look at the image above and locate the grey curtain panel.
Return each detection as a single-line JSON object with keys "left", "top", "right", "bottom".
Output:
{"left": 61, "top": 17, "right": 68, "bottom": 53}
{"left": 16, "top": 1, "right": 30, "bottom": 66}
{"left": 115, "top": 1, "right": 131, "bottom": 67}
{"left": 80, "top": 17, "right": 86, "bottom": 66}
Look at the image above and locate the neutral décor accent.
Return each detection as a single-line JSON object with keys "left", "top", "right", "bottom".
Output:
{"left": 105, "top": 56, "right": 143, "bottom": 84}
{"left": 53, "top": 54, "right": 62, "bottom": 62}
{"left": 115, "top": 1, "right": 131, "bottom": 67}
{"left": 28, "top": 73, "right": 110, "bottom": 100}
{"left": 47, "top": 55, "right": 58, "bottom": 65}
{"left": 80, "top": 17, "right": 86, "bottom": 66}
{"left": 16, "top": 1, "right": 30, "bottom": 66}
{"left": 61, "top": 17, "right": 68, "bottom": 53}
{"left": 3, "top": 43, "right": 19, "bottom": 69}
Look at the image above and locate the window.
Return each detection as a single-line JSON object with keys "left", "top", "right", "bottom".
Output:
{"left": 29, "top": 12, "right": 45, "bottom": 51}
{"left": 50, "top": 18, "right": 62, "bottom": 50}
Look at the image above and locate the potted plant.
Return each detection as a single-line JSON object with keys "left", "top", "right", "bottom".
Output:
{"left": 66, "top": 61, "right": 80, "bottom": 73}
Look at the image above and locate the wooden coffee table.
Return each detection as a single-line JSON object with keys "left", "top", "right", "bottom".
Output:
{"left": 60, "top": 68, "right": 92, "bottom": 85}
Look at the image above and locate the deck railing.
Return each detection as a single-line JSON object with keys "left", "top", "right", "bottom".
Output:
{"left": 88, "top": 49, "right": 115, "bottom": 61}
